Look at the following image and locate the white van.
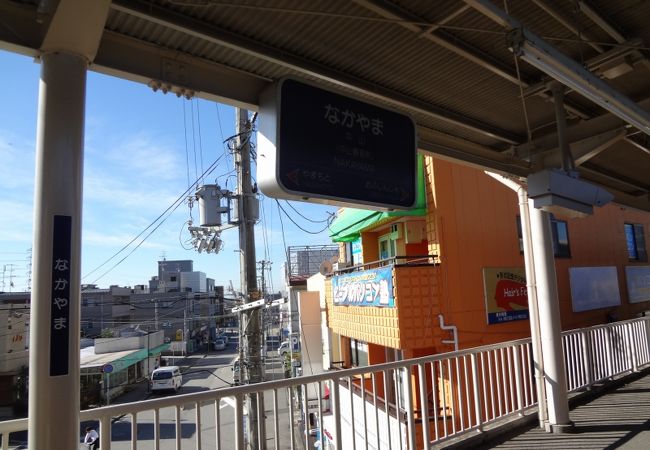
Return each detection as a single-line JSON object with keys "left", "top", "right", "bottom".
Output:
{"left": 278, "top": 340, "right": 299, "bottom": 357}
{"left": 151, "top": 366, "right": 182, "bottom": 393}
{"left": 278, "top": 340, "right": 291, "bottom": 356}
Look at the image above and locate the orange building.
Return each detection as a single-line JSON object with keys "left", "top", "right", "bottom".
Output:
{"left": 324, "top": 154, "right": 650, "bottom": 368}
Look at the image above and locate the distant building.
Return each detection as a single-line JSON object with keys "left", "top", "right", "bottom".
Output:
{"left": 149, "top": 260, "right": 211, "bottom": 293}
{"left": 157, "top": 259, "right": 193, "bottom": 292}
{"left": 80, "top": 285, "right": 132, "bottom": 337}
{"left": 284, "top": 245, "right": 339, "bottom": 334}
{"left": 286, "top": 245, "right": 339, "bottom": 287}
{"left": 0, "top": 292, "right": 30, "bottom": 409}
{"left": 206, "top": 278, "right": 215, "bottom": 293}
{"left": 181, "top": 271, "right": 206, "bottom": 293}
{"left": 129, "top": 290, "right": 224, "bottom": 347}
{"left": 80, "top": 330, "right": 167, "bottom": 407}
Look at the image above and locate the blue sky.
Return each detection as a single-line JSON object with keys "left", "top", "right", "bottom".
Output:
{"left": 0, "top": 50, "right": 337, "bottom": 294}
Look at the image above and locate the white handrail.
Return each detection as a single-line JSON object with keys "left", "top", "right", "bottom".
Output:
{"left": 1, "top": 316, "right": 648, "bottom": 449}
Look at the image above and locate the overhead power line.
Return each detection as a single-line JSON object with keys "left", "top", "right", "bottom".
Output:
{"left": 274, "top": 200, "right": 334, "bottom": 235}
{"left": 82, "top": 153, "right": 227, "bottom": 285}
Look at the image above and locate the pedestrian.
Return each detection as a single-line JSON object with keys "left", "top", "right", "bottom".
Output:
{"left": 84, "top": 426, "right": 100, "bottom": 449}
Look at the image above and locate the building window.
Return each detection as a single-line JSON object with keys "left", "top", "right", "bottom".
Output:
{"left": 350, "top": 339, "right": 368, "bottom": 367}
{"left": 625, "top": 223, "right": 648, "bottom": 261}
{"left": 516, "top": 215, "right": 571, "bottom": 258}
{"left": 378, "top": 234, "right": 396, "bottom": 260}
{"left": 170, "top": 276, "right": 177, "bottom": 282}
{"left": 551, "top": 216, "right": 571, "bottom": 258}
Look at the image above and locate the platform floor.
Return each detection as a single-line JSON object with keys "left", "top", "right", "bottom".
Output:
{"left": 474, "top": 372, "right": 650, "bottom": 449}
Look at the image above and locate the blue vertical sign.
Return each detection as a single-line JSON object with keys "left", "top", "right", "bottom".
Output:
{"left": 50, "top": 215, "right": 71, "bottom": 376}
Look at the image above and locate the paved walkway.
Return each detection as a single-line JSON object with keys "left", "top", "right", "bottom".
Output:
{"left": 473, "top": 371, "right": 650, "bottom": 449}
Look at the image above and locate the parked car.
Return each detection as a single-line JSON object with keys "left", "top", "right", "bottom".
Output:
{"left": 151, "top": 366, "right": 182, "bottom": 393}
{"left": 278, "top": 340, "right": 299, "bottom": 356}
{"left": 213, "top": 338, "right": 226, "bottom": 351}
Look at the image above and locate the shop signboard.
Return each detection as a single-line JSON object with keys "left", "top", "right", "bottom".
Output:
{"left": 332, "top": 265, "right": 394, "bottom": 307}
{"left": 483, "top": 267, "right": 529, "bottom": 324}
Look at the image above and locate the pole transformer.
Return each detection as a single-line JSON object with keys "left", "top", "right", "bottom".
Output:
{"left": 235, "top": 108, "right": 264, "bottom": 449}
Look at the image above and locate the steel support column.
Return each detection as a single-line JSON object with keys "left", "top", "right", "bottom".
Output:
{"left": 28, "top": 51, "right": 86, "bottom": 450}
{"left": 528, "top": 203, "right": 573, "bottom": 433}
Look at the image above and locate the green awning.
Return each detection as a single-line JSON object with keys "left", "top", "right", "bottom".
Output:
{"left": 329, "top": 155, "right": 427, "bottom": 243}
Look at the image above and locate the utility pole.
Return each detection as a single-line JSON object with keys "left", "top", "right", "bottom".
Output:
{"left": 257, "top": 260, "right": 272, "bottom": 300}
{"left": 236, "top": 108, "right": 264, "bottom": 449}
{"left": 2, "top": 264, "right": 16, "bottom": 292}
{"left": 154, "top": 301, "right": 159, "bottom": 331}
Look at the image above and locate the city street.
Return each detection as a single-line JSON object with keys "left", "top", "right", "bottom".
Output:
{"left": 78, "top": 340, "right": 301, "bottom": 450}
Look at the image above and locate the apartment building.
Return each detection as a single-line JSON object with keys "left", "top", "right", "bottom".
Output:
{"left": 319, "top": 155, "right": 650, "bottom": 447}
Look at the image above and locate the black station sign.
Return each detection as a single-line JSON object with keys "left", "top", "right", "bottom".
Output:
{"left": 50, "top": 215, "right": 71, "bottom": 376}
{"left": 258, "top": 78, "right": 417, "bottom": 210}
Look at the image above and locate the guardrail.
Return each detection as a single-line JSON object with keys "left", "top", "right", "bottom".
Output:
{"left": 1, "top": 317, "right": 649, "bottom": 449}
{"left": 562, "top": 317, "right": 650, "bottom": 392}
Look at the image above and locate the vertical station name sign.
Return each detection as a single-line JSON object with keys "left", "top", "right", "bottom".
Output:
{"left": 257, "top": 78, "right": 417, "bottom": 210}
{"left": 50, "top": 215, "right": 71, "bottom": 376}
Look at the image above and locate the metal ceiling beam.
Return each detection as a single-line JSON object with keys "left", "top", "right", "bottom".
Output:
{"left": 574, "top": 0, "right": 626, "bottom": 44}
{"left": 624, "top": 136, "right": 650, "bottom": 156}
{"left": 0, "top": 0, "right": 46, "bottom": 56}
{"left": 40, "top": 0, "right": 110, "bottom": 60}
{"left": 523, "top": 39, "right": 644, "bottom": 99}
{"left": 111, "top": 0, "right": 521, "bottom": 144}
{"left": 353, "top": 0, "right": 523, "bottom": 85}
{"left": 465, "top": 0, "right": 650, "bottom": 136}
{"left": 419, "top": 4, "right": 471, "bottom": 34}
{"left": 354, "top": 0, "right": 597, "bottom": 122}
{"left": 581, "top": 162, "right": 650, "bottom": 195}
{"left": 93, "top": 31, "right": 268, "bottom": 110}
{"left": 515, "top": 124, "right": 631, "bottom": 159}
{"left": 418, "top": 126, "right": 530, "bottom": 177}
{"left": 540, "top": 128, "right": 626, "bottom": 168}
{"left": 532, "top": 0, "right": 604, "bottom": 53}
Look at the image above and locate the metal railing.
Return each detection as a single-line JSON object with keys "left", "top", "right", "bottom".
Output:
{"left": 334, "top": 255, "right": 439, "bottom": 275}
{"left": 1, "top": 317, "right": 649, "bottom": 449}
{"left": 562, "top": 317, "right": 650, "bottom": 392}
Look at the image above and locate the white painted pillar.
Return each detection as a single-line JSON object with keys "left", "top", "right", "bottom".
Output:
{"left": 517, "top": 188, "right": 548, "bottom": 428}
{"left": 528, "top": 203, "right": 573, "bottom": 432}
{"left": 484, "top": 172, "right": 547, "bottom": 427}
{"left": 28, "top": 51, "right": 86, "bottom": 450}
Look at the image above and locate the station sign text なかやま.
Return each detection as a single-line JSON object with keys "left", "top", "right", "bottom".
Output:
{"left": 258, "top": 78, "right": 417, "bottom": 210}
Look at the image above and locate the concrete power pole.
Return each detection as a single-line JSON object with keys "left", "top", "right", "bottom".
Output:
{"left": 236, "top": 108, "right": 264, "bottom": 449}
